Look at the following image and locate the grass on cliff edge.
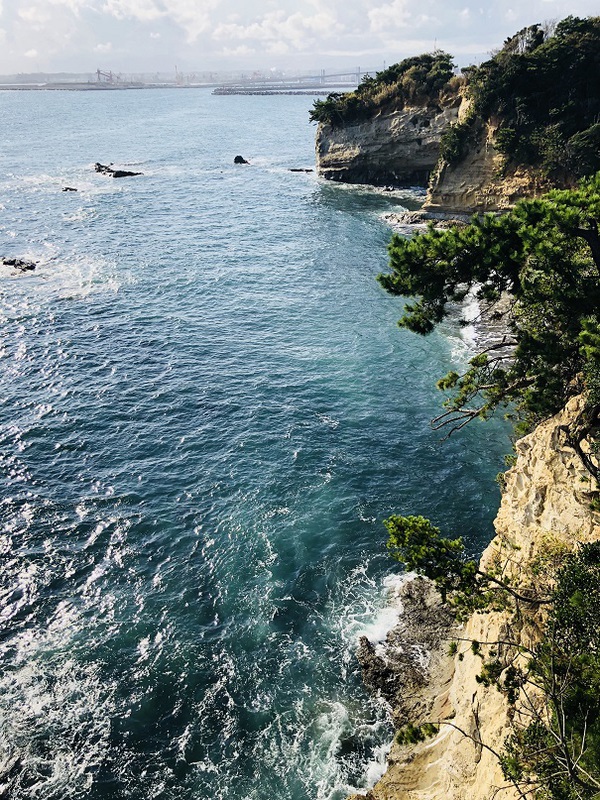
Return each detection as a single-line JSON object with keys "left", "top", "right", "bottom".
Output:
{"left": 309, "top": 51, "right": 458, "bottom": 127}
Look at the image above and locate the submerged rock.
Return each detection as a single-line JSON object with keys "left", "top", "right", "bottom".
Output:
{"left": 62, "top": 186, "right": 78, "bottom": 192}
{"left": 234, "top": 155, "right": 249, "bottom": 164}
{"left": 94, "top": 162, "right": 142, "bottom": 178}
{"left": 289, "top": 168, "right": 314, "bottom": 173}
{"left": 2, "top": 258, "right": 36, "bottom": 272}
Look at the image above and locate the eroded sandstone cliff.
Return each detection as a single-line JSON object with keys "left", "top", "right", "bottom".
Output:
{"left": 315, "top": 103, "right": 459, "bottom": 187}
{"left": 424, "top": 113, "right": 551, "bottom": 213}
{"left": 351, "top": 395, "right": 600, "bottom": 800}
{"left": 314, "top": 97, "right": 548, "bottom": 212}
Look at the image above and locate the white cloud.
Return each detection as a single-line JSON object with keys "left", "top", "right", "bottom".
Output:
{"left": 213, "top": 8, "right": 342, "bottom": 53}
{"left": 267, "top": 39, "right": 290, "bottom": 54}
{"left": 47, "top": 0, "right": 91, "bottom": 13}
{"left": 94, "top": 40, "right": 112, "bottom": 51}
{"left": 24, "top": 47, "right": 38, "bottom": 57}
{"left": 2, "top": 0, "right": 600, "bottom": 74}
{"left": 368, "top": 0, "right": 411, "bottom": 34}
{"left": 220, "top": 43, "right": 255, "bottom": 57}
{"left": 19, "top": 4, "right": 52, "bottom": 27}
{"left": 101, "top": 0, "right": 163, "bottom": 22}
{"left": 162, "top": 0, "right": 219, "bottom": 41}
{"left": 99, "top": 0, "right": 218, "bottom": 41}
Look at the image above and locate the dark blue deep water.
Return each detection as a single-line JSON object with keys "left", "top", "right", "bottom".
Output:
{"left": 0, "top": 89, "right": 509, "bottom": 800}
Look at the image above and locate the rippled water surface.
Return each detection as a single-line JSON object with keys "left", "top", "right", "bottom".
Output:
{"left": 0, "top": 89, "right": 509, "bottom": 800}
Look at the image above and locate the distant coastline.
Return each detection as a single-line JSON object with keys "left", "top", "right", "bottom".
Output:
{"left": 0, "top": 82, "right": 213, "bottom": 91}
{"left": 0, "top": 81, "right": 354, "bottom": 94}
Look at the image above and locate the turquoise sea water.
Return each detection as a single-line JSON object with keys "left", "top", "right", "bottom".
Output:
{"left": 0, "top": 89, "right": 509, "bottom": 800}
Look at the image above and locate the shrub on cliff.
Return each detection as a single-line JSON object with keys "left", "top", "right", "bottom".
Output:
{"left": 384, "top": 514, "right": 549, "bottom": 610}
{"left": 440, "top": 16, "right": 600, "bottom": 180}
{"left": 500, "top": 542, "right": 600, "bottom": 799}
{"left": 385, "top": 519, "right": 600, "bottom": 798}
{"left": 379, "top": 172, "right": 600, "bottom": 447}
{"left": 309, "top": 51, "right": 457, "bottom": 127}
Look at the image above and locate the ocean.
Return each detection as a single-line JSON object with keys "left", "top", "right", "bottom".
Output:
{"left": 0, "top": 88, "right": 509, "bottom": 800}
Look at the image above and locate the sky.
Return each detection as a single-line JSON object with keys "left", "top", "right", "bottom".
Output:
{"left": 0, "top": 0, "right": 598, "bottom": 76}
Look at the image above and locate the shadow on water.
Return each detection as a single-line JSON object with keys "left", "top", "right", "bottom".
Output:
{"left": 311, "top": 181, "right": 426, "bottom": 217}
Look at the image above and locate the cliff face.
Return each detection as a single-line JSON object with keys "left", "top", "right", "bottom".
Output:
{"left": 314, "top": 99, "right": 548, "bottom": 211}
{"left": 424, "top": 116, "right": 550, "bottom": 213}
{"left": 351, "top": 395, "right": 600, "bottom": 800}
{"left": 315, "top": 104, "right": 459, "bottom": 187}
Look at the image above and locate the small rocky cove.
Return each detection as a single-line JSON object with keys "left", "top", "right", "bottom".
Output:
{"left": 315, "top": 97, "right": 550, "bottom": 215}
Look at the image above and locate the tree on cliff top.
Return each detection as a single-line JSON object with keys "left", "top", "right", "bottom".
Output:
{"left": 441, "top": 16, "right": 600, "bottom": 179}
{"left": 309, "top": 51, "right": 457, "bottom": 127}
{"left": 379, "top": 172, "right": 600, "bottom": 452}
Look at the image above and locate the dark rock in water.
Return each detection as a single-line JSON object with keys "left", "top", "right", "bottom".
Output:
{"left": 356, "top": 636, "right": 407, "bottom": 700}
{"left": 234, "top": 155, "right": 249, "bottom": 164}
{"left": 111, "top": 169, "right": 142, "bottom": 178}
{"left": 2, "top": 257, "right": 36, "bottom": 272}
{"left": 94, "top": 162, "right": 142, "bottom": 178}
{"left": 356, "top": 575, "right": 456, "bottom": 727}
{"left": 62, "top": 186, "right": 78, "bottom": 192}
{"left": 289, "top": 168, "right": 314, "bottom": 173}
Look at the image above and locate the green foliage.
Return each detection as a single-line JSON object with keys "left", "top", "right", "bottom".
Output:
{"left": 383, "top": 514, "right": 544, "bottom": 611}
{"left": 500, "top": 543, "right": 600, "bottom": 799}
{"left": 580, "top": 317, "right": 600, "bottom": 406}
{"left": 475, "top": 658, "right": 503, "bottom": 685}
{"left": 384, "top": 514, "right": 477, "bottom": 603}
{"left": 395, "top": 722, "right": 439, "bottom": 745}
{"left": 438, "top": 109, "right": 478, "bottom": 167}
{"left": 379, "top": 173, "right": 600, "bottom": 435}
{"left": 309, "top": 52, "right": 456, "bottom": 126}
{"left": 471, "top": 640, "right": 482, "bottom": 657}
{"left": 451, "top": 17, "right": 600, "bottom": 179}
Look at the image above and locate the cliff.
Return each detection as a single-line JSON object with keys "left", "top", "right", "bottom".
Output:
{"left": 351, "top": 395, "right": 600, "bottom": 800}
{"left": 314, "top": 96, "right": 551, "bottom": 212}
{"left": 315, "top": 103, "right": 459, "bottom": 187}
{"left": 315, "top": 20, "right": 600, "bottom": 213}
{"left": 423, "top": 109, "right": 550, "bottom": 213}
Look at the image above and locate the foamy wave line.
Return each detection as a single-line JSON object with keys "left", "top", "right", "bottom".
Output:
{"left": 0, "top": 608, "right": 115, "bottom": 799}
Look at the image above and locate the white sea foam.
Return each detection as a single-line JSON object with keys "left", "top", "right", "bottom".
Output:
{"left": 316, "top": 412, "right": 340, "bottom": 429}
{"left": 459, "top": 288, "right": 480, "bottom": 349}
{"left": 0, "top": 604, "right": 115, "bottom": 799}
{"left": 335, "top": 569, "right": 412, "bottom": 651}
{"left": 298, "top": 563, "right": 417, "bottom": 798}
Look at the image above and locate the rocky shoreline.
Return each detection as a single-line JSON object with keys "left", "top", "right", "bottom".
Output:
{"left": 380, "top": 209, "right": 472, "bottom": 234}
{"left": 355, "top": 576, "right": 456, "bottom": 731}
{"left": 348, "top": 396, "right": 600, "bottom": 800}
